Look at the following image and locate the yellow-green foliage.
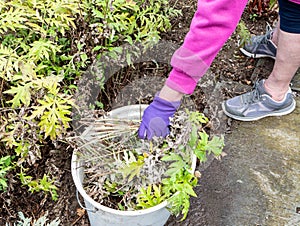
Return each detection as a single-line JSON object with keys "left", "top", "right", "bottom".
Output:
{"left": 0, "top": 0, "right": 79, "bottom": 140}
{"left": 236, "top": 21, "right": 251, "bottom": 47}
{"left": 0, "top": 0, "right": 81, "bottom": 199}
{"left": 88, "top": 0, "right": 181, "bottom": 46}
{"left": 0, "top": 0, "right": 180, "bottom": 200}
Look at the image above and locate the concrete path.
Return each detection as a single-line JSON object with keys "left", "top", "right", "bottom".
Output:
{"left": 196, "top": 96, "right": 300, "bottom": 226}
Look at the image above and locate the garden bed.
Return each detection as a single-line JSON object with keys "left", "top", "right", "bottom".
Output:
{"left": 0, "top": 0, "right": 279, "bottom": 225}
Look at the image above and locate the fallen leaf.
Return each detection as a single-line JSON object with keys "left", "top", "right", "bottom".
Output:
{"left": 76, "top": 208, "right": 85, "bottom": 217}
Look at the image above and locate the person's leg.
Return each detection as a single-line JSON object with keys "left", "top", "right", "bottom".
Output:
{"left": 264, "top": 29, "right": 300, "bottom": 101}
{"left": 264, "top": 0, "right": 300, "bottom": 100}
{"left": 222, "top": 0, "right": 300, "bottom": 121}
{"left": 271, "top": 19, "right": 279, "bottom": 45}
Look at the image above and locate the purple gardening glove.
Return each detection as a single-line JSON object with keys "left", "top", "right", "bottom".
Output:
{"left": 138, "top": 95, "right": 180, "bottom": 140}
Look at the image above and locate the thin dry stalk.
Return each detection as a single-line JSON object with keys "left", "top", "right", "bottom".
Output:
{"left": 70, "top": 110, "right": 196, "bottom": 210}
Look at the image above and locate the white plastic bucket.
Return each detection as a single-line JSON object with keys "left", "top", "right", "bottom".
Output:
{"left": 71, "top": 105, "right": 196, "bottom": 226}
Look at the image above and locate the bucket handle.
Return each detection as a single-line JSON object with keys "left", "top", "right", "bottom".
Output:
{"left": 76, "top": 190, "right": 97, "bottom": 213}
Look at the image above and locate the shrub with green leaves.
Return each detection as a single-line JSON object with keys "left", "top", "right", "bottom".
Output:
{"left": 0, "top": 0, "right": 79, "bottom": 142}
{"left": 0, "top": 0, "right": 79, "bottom": 200}
{"left": 82, "top": 0, "right": 181, "bottom": 66}
{"left": 0, "top": 0, "right": 181, "bottom": 201}
{"left": 87, "top": 0, "right": 181, "bottom": 46}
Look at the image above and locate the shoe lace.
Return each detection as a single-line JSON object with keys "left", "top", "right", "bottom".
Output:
{"left": 251, "top": 23, "right": 273, "bottom": 55}
{"left": 242, "top": 81, "right": 262, "bottom": 105}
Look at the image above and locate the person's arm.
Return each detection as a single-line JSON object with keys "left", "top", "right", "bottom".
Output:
{"left": 139, "top": 0, "right": 248, "bottom": 139}
{"left": 166, "top": 0, "right": 248, "bottom": 95}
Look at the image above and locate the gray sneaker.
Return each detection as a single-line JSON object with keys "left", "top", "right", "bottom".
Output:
{"left": 240, "top": 25, "right": 277, "bottom": 60}
{"left": 222, "top": 80, "right": 296, "bottom": 121}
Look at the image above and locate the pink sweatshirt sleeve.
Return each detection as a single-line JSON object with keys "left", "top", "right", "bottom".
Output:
{"left": 166, "top": 0, "right": 248, "bottom": 94}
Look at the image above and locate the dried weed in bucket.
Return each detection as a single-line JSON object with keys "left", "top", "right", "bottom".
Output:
{"left": 70, "top": 109, "right": 224, "bottom": 220}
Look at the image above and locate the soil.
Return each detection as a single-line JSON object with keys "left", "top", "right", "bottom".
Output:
{"left": 1, "top": 1, "right": 279, "bottom": 225}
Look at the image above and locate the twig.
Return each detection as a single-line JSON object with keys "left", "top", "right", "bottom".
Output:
{"left": 71, "top": 210, "right": 85, "bottom": 226}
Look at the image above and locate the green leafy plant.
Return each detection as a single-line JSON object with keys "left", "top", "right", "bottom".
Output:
{"left": 162, "top": 168, "right": 198, "bottom": 220}
{"left": 249, "top": 13, "right": 258, "bottom": 21}
{"left": 236, "top": 21, "right": 251, "bottom": 47}
{"left": 157, "top": 111, "right": 224, "bottom": 220}
{"left": 19, "top": 169, "right": 59, "bottom": 201}
{"left": 0, "top": 0, "right": 181, "bottom": 205}
{"left": 86, "top": 0, "right": 181, "bottom": 63}
{"left": 0, "top": 0, "right": 80, "bottom": 200}
{"left": 137, "top": 184, "right": 165, "bottom": 209}
{"left": 0, "top": 155, "right": 14, "bottom": 191}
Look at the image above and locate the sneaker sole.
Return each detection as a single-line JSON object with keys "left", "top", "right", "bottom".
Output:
{"left": 221, "top": 99, "right": 296, "bottom": 122}
{"left": 240, "top": 48, "right": 276, "bottom": 60}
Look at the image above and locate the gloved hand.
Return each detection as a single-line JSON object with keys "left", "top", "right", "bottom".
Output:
{"left": 138, "top": 95, "right": 180, "bottom": 140}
